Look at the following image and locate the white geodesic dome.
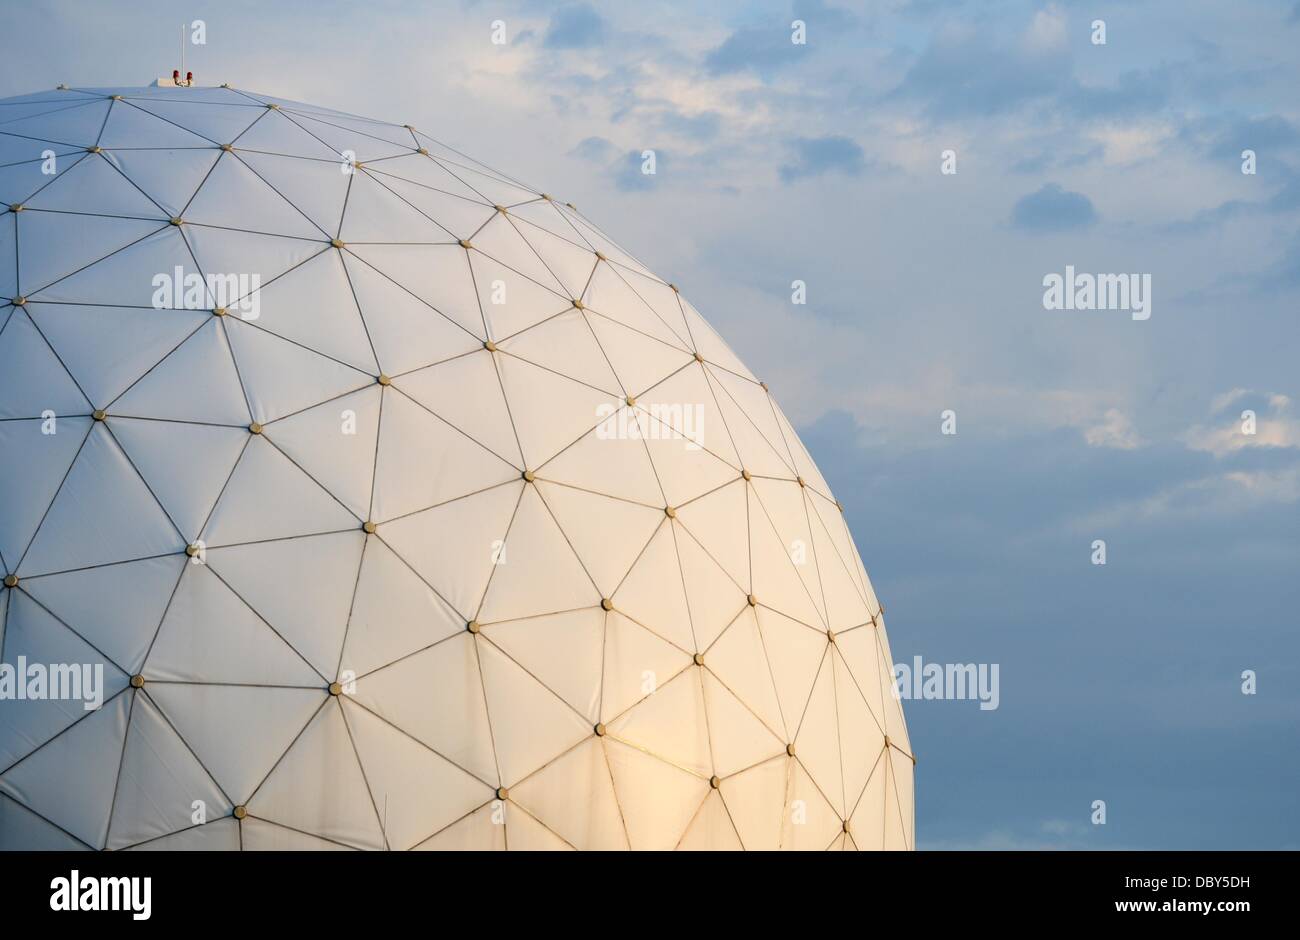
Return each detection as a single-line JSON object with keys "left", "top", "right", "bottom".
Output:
{"left": 0, "top": 84, "right": 913, "bottom": 851}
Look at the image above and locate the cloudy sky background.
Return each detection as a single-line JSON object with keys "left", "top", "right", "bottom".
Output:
{"left": 2, "top": 0, "right": 1296, "bottom": 848}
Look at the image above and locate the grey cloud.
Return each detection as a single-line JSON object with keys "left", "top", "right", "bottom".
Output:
{"left": 655, "top": 109, "right": 722, "bottom": 142}
{"left": 1010, "top": 144, "right": 1104, "bottom": 175}
{"left": 543, "top": 3, "right": 605, "bottom": 50}
{"left": 1200, "top": 114, "right": 1300, "bottom": 162}
{"left": 792, "top": 0, "right": 861, "bottom": 32}
{"left": 1010, "top": 183, "right": 1097, "bottom": 232}
{"left": 1061, "top": 67, "right": 1172, "bottom": 120}
{"left": 892, "top": 28, "right": 1184, "bottom": 123}
{"left": 704, "top": 0, "right": 858, "bottom": 79}
{"left": 892, "top": 29, "right": 1070, "bottom": 119}
{"left": 615, "top": 148, "right": 665, "bottom": 191}
{"left": 705, "top": 27, "right": 803, "bottom": 79}
{"left": 778, "top": 135, "right": 866, "bottom": 182}
{"left": 568, "top": 135, "right": 617, "bottom": 163}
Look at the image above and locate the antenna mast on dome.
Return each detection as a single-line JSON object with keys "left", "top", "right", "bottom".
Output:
{"left": 166, "top": 23, "right": 194, "bottom": 87}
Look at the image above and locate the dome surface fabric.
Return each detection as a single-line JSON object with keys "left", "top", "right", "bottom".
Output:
{"left": 0, "top": 85, "right": 912, "bottom": 851}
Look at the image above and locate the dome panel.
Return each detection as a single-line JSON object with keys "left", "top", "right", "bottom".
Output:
{"left": 29, "top": 225, "right": 193, "bottom": 307}
{"left": 184, "top": 152, "right": 323, "bottom": 239}
{"left": 391, "top": 354, "right": 520, "bottom": 466}
{"left": 105, "top": 692, "right": 231, "bottom": 849}
{"left": 248, "top": 701, "right": 386, "bottom": 850}
{"left": 111, "top": 318, "right": 249, "bottom": 425}
{"left": 22, "top": 553, "right": 184, "bottom": 675}
{"left": 11, "top": 320, "right": 78, "bottom": 400}
{"left": 367, "top": 165, "right": 498, "bottom": 238}
{"left": 0, "top": 215, "right": 14, "bottom": 298}
{"left": 412, "top": 803, "right": 505, "bottom": 851}
{"left": 348, "top": 633, "right": 497, "bottom": 785}
{"left": 510, "top": 737, "right": 628, "bottom": 850}
{"left": 0, "top": 99, "right": 109, "bottom": 147}
{"left": 20, "top": 423, "right": 184, "bottom": 576}
{"left": 16, "top": 212, "right": 162, "bottom": 298}
{"left": 0, "top": 691, "right": 129, "bottom": 850}
{"left": 600, "top": 610, "right": 693, "bottom": 722}
{"left": 476, "top": 639, "right": 591, "bottom": 787}
{"left": 98, "top": 100, "right": 213, "bottom": 150}
{"left": 339, "top": 170, "right": 457, "bottom": 244}
{"left": 204, "top": 532, "right": 364, "bottom": 680}
{"left": 347, "top": 243, "right": 485, "bottom": 337}
{"left": 371, "top": 387, "right": 519, "bottom": 521}
{"left": 146, "top": 562, "right": 324, "bottom": 686}
{"left": 28, "top": 302, "right": 208, "bottom": 406}
{"left": 678, "top": 789, "right": 744, "bottom": 850}
{"left": 275, "top": 111, "right": 411, "bottom": 163}
{"left": 343, "top": 252, "right": 482, "bottom": 374}
{"left": 342, "top": 697, "right": 494, "bottom": 851}
{"left": 0, "top": 793, "right": 90, "bottom": 850}
{"left": 0, "top": 131, "right": 85, "bottom": 171}
{"left": 718, "top": 755, "right": 786, "bottom": 850}
{"left": 25, "top": 153, "right": 165, "bottom": 218}
{"left": 146, "top": 684, "right": 324, "bottom": 804}
{"left": 200, "top": 434, "right": 358, "bottom": 545}
{"left": 227, "top": 110, "right": 342, "bottom": 159}
{"left": 497, "top": 308, "right": 622, "bottom": 392}
{"left": 0, "top": 592, "right": 130, "bottom": 769}
{"left": 126, "top": 99, "right": 264, "bottom": 146}
{"left": 377, "top": 482, "right": 521, "bottom": 619}
{"left": 0, "top": 418, "right": 90, "bottom": 568}
{"left": 234, "top": 149, "right": 350, "bottom": 231}
{"left": 481, "top": 609, "right": 604, "bottom": 723}
{"left": 339, "top": 537, "right": 465, "bottom": 677}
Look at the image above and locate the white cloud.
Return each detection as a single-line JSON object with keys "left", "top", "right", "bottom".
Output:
{"left": 1087, "top": 122, "right": 1177, "bottom": 166}
{"left": 1023, "top": 4, "right": 1068, "bottom": 53}
{"left": 1183, "top": 391, "right": 1300, "bottom": 457}
{"left": 1084, "top": 408, "right": 1142, "bottom": 449}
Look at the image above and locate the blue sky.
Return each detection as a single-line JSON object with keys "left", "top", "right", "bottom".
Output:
{"left": 2, "top": 0, "right": 1297, "bottom": 848}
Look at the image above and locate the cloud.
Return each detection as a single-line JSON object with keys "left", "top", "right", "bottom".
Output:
{"left": 1209, "top": 388, "right": 1290, "bottom": 417}
{"left": 701, "top": 1, "right": 859, "bottom": 79}
{"left": 891, "top": 21, "right": 1071, "bottom": 119}
{"left": 615, "top": 148, "right": 666, "bottom": 191}
{"left": 1196, "top": 229, "right": 1300, "bottom": 296}
{"left": 543, "top": 4, "right": 606, "bottom": 50}
{"left": 793, "top": 0, "right": 861, "bottom": 32}
{"left": 705, "top": 27, "right": 801, "bottom": 78}
{"left": 1087, "top": 122, "right": 1176, "bottom": 166}
{"left": 1222, "top": 468, "right": 1300, "bottom": 502}
{"left": 1165, "top": 162, "right": 1300, "bottom": 233}
{"left": 778, "top": 135, "right": 866, "bottom": 182}
{"left": 1183, "top": 391, "right": 1299, "bottom": 457}
{"left": 1023, "top": 4, "right": 1067, "bottom": 53}
{"left": 1062, "top": 67, "right": 1173, "bottom": 120}
{"left": 923, "top": 820, "right": 1120, "bottom": 851}
{"left": 1010, "top": 144, "right": 1104, "bottom": 175}
{"left": 569, "top": 135, "right": 617, "bottom": 163}
{"left": 1200, "top": 113, "right": 1300, "bottom": 162}
{"left": 1010, "top": 182, "right": 1097, "bottom": 232}
{"left": 655, "top": 109, "right": 722, "bottom": 142}
{"left": 891, "top": 10, "right": 1182, "bottom": 123}
{"left": 1084, "top": 409, "right": 1141, "bottom": 450}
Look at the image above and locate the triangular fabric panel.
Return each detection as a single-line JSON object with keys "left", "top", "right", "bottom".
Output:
{"left": 20, "top": 424, "right": 184, "bottom": 576}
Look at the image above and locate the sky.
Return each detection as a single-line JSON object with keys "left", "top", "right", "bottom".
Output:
{"left": 1, "top": 0, "right": 1296, "bottom": 849}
